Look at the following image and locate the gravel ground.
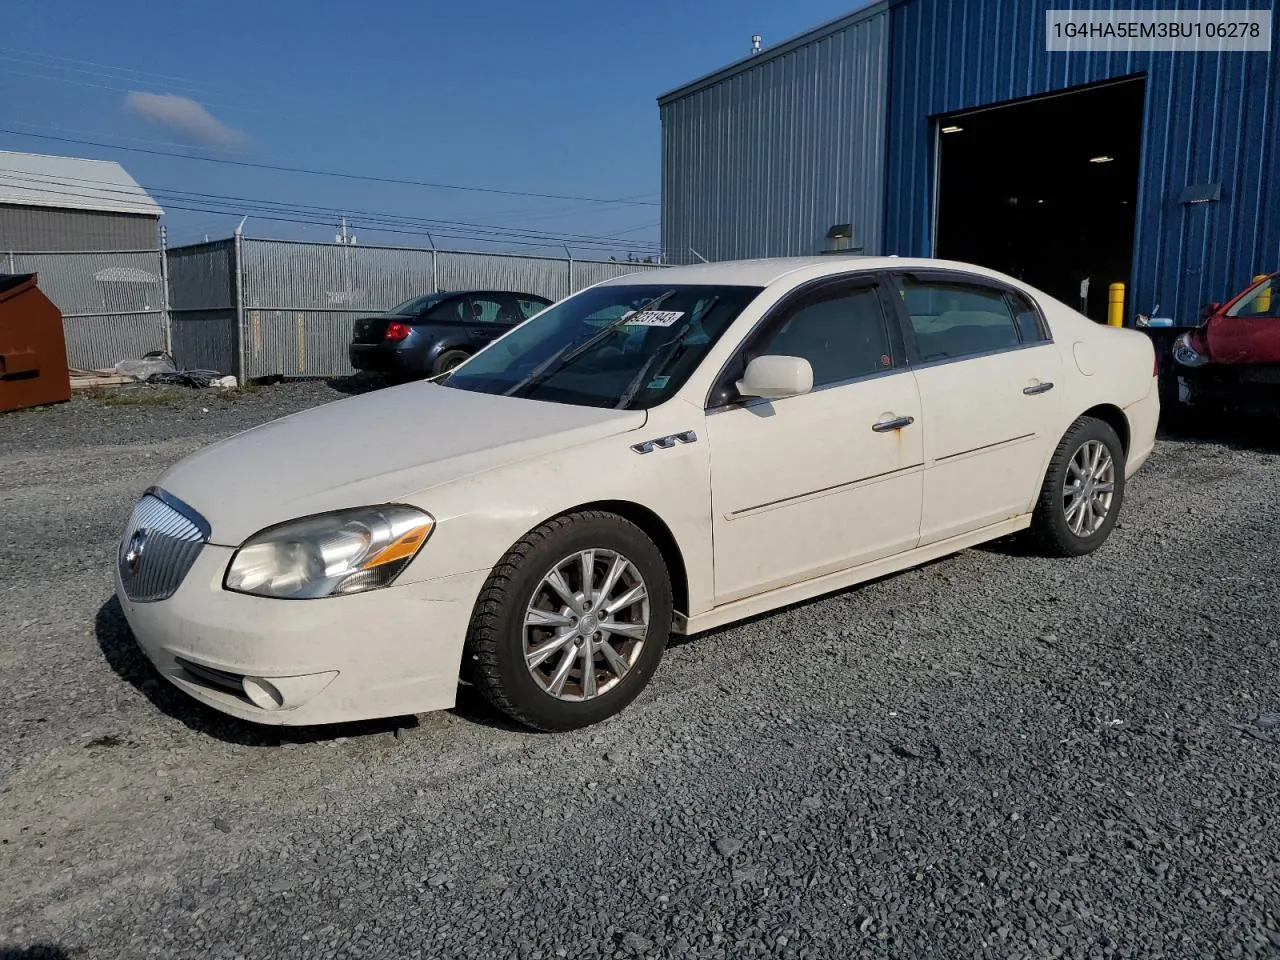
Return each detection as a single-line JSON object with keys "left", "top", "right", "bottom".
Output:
{"left": 2, "top": 382, "right": 1279, "bottom": 960}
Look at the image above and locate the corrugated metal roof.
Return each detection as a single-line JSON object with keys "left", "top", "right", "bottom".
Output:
{"left": 0, "top": 151, "right": 162, "bottom": 217}
{"left": 657, "top": 0, "right": 889, "bottom": 105}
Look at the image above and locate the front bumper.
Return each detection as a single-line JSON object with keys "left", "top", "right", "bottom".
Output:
{"left": 116, "top": 543, "right": 488, "bottom": 725}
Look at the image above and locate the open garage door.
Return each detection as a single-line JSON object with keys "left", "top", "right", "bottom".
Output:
{"left": 935, "top": 77, "right": 1144, "bottom": 324}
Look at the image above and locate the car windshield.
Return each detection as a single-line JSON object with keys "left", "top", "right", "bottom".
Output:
{"left": 1226, "top": 274, "right": 1278, "bottom": 318}
{"left": 388, "top": 293, "right": 446, "bottom": 317}
{"left": 442, "top": 283, "right": 763, "bottom": 409}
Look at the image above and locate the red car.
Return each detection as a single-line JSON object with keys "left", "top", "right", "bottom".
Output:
{"left": 1173, "top": 271, "right": 1280, "bottom": 412}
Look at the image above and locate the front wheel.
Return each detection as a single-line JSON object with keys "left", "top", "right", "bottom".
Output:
{"left": 465, "top": 511, "right": 673, "bottom": 731}
{"left": 1029, "top": 416, "right": 1126, "bottom": 557}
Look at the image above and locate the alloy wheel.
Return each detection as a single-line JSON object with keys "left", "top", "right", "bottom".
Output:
{"left": 523, "top": 548, "right": 650, "bottom": 701}
{"left": 1062, "top": 439, "right": 1116, "bottom": 536}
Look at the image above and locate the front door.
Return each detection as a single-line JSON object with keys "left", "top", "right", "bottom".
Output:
{"left": 889, "top": 272, "right": 1064, "bottom": 543}
{"left": 706, "top": 278, "right": 925, "bottom": 605}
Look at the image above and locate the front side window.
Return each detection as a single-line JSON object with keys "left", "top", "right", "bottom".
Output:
{"left": 444, "top": 284, "right": 763, "bottom": 409}
{"left": 753, "top": 286, "right": 894, "bottom": 387}
{"left": 899, "top": 278, "right": 1022, "bottom": 362}
{"left": 466, "top": 296, "right": 504, "bottom": 323}
{"left": 1226, "top": 275, "right": 1277, "bottom": 318}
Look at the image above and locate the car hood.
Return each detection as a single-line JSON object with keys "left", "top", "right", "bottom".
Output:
{"left": 157, "top": 382, "right": 646, "bottom": 545}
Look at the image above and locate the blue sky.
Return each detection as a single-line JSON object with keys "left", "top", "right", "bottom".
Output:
{"left": 2, "top": 0, "right": 859, "bottom": 257}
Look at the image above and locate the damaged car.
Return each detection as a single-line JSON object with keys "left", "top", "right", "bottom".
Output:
{"left": 1173, "top": 271, "right": 1280, "bottom": 412}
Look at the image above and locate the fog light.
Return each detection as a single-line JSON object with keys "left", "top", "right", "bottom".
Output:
{"left": 242, "top": 676, "right": 285, "bottom": 711}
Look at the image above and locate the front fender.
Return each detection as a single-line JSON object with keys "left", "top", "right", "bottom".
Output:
{"left": 397, "top": 406, "right": 715, "bottom": 618}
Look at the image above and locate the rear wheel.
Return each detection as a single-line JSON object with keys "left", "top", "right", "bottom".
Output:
{"left": 432, "top": 349, "right": 470, "bottom": 376}
{"left": 466, "top": 511, "right": 672, "bottom": 731}
{"left": 1030, "top": 416, "right": 1126, "bottom": 557}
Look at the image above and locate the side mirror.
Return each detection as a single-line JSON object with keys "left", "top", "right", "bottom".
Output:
{"left": 735, "top": 355, "right": 814, "bottom": 401}
{"left": 1201, "top": 302, "right": 1221, "bottom": 321}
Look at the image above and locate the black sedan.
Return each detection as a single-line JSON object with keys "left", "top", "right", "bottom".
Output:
{"left": 349, "top": 290, "right": 553, "bottom": 378}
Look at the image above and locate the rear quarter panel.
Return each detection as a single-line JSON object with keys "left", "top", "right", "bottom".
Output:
{"left": 1037, "top": 294, "right": 1158, "bottom": 476}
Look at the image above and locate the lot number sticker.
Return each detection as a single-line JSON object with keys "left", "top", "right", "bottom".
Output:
{"left": 623, "top": 310, "right": 684, "bottom": 327}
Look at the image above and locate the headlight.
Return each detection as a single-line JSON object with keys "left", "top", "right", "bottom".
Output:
{"left": 1172, "top": 332, "right": 1209, "bottom": 368}
{"left": 224, "top": 505, "right": 434, "bottom": 599}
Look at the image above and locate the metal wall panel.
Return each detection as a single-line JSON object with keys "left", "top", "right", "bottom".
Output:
{"left": 0, "top": 204, "right": 158, "bottom": 251}
{"left": 436, "top": 251, "right": 571, "bottom": 301}
{"left": 660, "top": 3, "right": 891, "bottom": 263}
{"left": 885, "top": 0, "right": 1280, "bottom": 324}
{"left": 166, "top": 240, "right": 234, "bottom": 310}
{"left": 571, "top": 261, "right": 658, "bottom": 289}
{"left": 60, "top": 313, "right": 167, "bottom": 370}
{"left": 9, "top": 250, "right": 167, "bottom": 368}
{"left": 165, "top": 241, "right": 237, "bottom": 373}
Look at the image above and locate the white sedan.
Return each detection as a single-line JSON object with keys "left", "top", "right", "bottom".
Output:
{"left": 116, "top": 257, "right": 1158, "bottom": 731}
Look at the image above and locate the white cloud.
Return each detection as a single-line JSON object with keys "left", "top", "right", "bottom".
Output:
{"left": 124, "top": 92, "right": 248, "bottom": 149}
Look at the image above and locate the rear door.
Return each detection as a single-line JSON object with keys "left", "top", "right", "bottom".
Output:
{"left": 887, "top": 272, "right": 1063, "bottom": 544}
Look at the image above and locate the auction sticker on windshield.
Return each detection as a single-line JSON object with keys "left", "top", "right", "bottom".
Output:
{"left": 623, "top": 310, "right": 684, "bottom": 327}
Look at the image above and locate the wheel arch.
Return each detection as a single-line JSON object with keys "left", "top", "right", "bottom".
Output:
{"left": 1079, "top": 403, "right": 1130, "bottom": 455}
{"left": 553, "top": 499, "right": 690, "bottom": 620}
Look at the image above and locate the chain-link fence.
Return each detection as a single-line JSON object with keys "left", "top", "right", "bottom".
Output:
{"left": 171, "top": 237, "right": 663, "bottom": 380}
{"left": 5, "top": 239, "right": 663, "bottom": 378}
{"left": 5, "top": 249, "right": 168, "bottom": 369}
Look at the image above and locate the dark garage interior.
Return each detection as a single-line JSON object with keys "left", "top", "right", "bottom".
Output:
{"left": 935, "top": 77, "right": 1146, "bottom": 324}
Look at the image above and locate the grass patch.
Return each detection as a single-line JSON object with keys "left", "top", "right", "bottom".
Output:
{"left": 79, "top": 387, "right": 176, "bottom": 407}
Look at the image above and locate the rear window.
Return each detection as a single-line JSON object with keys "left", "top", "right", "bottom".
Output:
{"left": 899, "top": 278, "right": 1022, "bottom": 362}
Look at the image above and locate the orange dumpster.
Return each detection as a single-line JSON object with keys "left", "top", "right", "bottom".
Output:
{"left": 0, "top": 273, "right": 71, "bottom": 413}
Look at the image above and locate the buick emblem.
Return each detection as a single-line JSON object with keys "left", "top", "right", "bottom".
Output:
{"left": 124, "top": 528, "right": 149, "bottom": 575}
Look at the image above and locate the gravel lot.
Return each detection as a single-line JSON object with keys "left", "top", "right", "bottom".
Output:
{"left": 2, "top": 381, "right": 1279, "bottom": 960}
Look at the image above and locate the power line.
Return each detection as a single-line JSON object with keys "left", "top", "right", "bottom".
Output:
{"left": 0, "top": 128, "right": 661, "bottom": 206}
{"left": 1, "top": 171, "right": 662, "bottom": 249}
{"left": 3, "top": 176, "right": 663, "bottom": 253}
{"left": 0, "top": 45, "right": 259, "bottom": 96}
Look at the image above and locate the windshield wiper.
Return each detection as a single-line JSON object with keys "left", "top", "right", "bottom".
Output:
{"left": 614, "top": 296, "right": 718, "bottom": 409}
{"left": 503, "top": 289, "right": 677, "bottom": 398}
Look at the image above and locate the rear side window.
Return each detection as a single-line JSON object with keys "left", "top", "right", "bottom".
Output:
{"left": 899, "top": 278, "right": 1021, "bottom": 362}
{"left": 426, "top": 297, "right": 467, "bottom": 321}
{"left": 1008, "top": 290, "right": 1048, "bottom": 342}
{"left": 754, "top": 285, "right": 894, "bottom": 387}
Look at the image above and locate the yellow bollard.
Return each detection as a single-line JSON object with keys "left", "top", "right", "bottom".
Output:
{"left": 1107, "top": 282, "right": 1125, "bottom": 327}
{"left": 1254, "top": 275, "right": 1271, "bottom": 314}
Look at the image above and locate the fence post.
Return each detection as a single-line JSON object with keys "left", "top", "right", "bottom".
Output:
{"left": 564, "top": 244, "right": 574, "bottom": 295}
{"left": 159, "top": 225, "right": 173, "bottom": 355}
{"left": 233, "top": 227, "right": 247, "bottom": 381}
{"left": 6, "top": 251, "right": 13, "bottom": 273}
{"left": 426, "top": 232, "right": 438, "bottom": 293}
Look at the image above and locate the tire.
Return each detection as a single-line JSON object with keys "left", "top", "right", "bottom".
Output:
{"left": 432, "top": 349, "right": 470, "bottom": 377}
{"left": 1030, "top": 416, "right": 1126, "bottom": 557}
{"left": 466, "top": 511, "right": 673, "bottom": 731}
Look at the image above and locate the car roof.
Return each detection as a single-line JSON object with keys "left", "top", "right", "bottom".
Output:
{"left": 594, "top": 256, "right": 1024, "bottom": 289}
{"left": 432, "top": 289, "right": 550, "bottom": 298}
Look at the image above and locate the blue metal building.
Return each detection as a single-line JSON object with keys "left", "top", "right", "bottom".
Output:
{"left": 659, "top": 0, "right": 1279, "bottom": 326}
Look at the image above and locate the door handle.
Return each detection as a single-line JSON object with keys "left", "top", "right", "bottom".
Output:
{"left": 872, "top": 415, "right": 915, "bottom": 432}
{"left": 1023, "top": 381, "right": 1055, "bottom": 395}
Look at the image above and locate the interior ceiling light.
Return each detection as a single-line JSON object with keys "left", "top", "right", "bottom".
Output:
{"left": 1090, "top": 156, "right": 1114, "bottom": 163}
{"left": 941, "top": 125, "right": 964, "bottom": 133}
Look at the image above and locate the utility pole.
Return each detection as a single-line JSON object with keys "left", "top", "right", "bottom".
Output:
{"left": 335, "top": 215, "right": 357, "bottom": 245}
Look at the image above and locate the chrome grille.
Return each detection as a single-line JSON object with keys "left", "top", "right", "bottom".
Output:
{"left": 118, "top": 491, "right": 209, "bottom": 602}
